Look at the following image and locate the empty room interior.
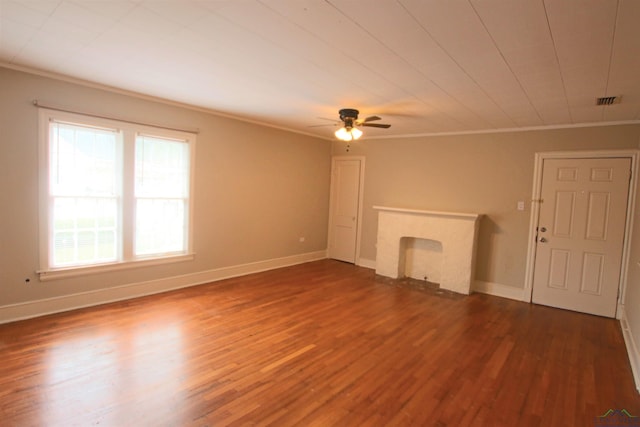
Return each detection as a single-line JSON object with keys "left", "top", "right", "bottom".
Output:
{"left": 2, "top": 0, "right": 640, "bottom": 425}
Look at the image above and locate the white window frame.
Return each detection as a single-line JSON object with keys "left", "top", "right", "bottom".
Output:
{"left": 38, "top": 108, "right": 196, "bottom": 281}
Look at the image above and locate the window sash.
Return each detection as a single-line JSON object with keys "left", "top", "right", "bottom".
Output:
{"left": 134, "top": 133, "right": 190, "bottom": 257}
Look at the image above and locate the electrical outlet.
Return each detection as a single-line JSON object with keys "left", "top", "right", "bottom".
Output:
{"left": 299, "top": 237, "right": 305, "bottom": 243}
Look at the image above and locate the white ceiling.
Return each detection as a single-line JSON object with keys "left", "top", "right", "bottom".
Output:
{"left": 2, "top": 0, "right": 640, "bottom": 139}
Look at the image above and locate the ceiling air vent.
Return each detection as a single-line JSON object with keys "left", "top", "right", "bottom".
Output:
{"left": 596, "top": 96, "right": 619, "bottom": 106}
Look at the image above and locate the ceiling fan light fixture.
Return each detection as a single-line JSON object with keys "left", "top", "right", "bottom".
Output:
{"left": 332, "top": 107, "right": 389, "bottom": 141}
{"left": 334, "top": 127, "right": 350, "bottom": 140}
{"left": 335, "top": 126, "right": 362, "bottom": 141}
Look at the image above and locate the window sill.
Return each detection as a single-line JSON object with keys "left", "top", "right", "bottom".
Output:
{"left": 37, "top": 253, "right": 195, "bottom": 282}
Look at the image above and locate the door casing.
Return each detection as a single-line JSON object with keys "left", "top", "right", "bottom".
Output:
{"left": 524, "top": 149, "right": 639, "bottom": 319}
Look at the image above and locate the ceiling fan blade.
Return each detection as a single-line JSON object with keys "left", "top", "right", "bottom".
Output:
{"left": 310, "top": 116, "right": 341, "bottom": 127}
{"left": 356, "top": 115, "right": 381, "bottom": 125}
{"left": 361, "top": 123, "right": 391, "bottom": 128}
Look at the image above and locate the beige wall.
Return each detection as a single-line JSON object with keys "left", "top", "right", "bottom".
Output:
{"left": 0, "top": 67, "right": 331, "bottom": 308}
{"left": 332, "top": 126, "right": 640, "bottom": 288}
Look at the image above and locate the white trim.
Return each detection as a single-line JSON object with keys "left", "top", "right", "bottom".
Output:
{"left": 0, "top": 251, "right": 326, "bottom": 325}
{"left": 357, "top": 258, "right": 376, "bottom": 269}
{"left": 523, "top": 150, "right": 639, "bottom": 313}
{"left": 37, "top": 254, "right": 196, "bottom": 281}
{"left": 355, "top": 158, "right": 366, "bottom": 264}
{"left": 620, "top": 306, "right": 640, "bottom": 393}
{"left": 365, "top": 120, "right": 640, "bottom": 140}
{"left": 472, "top": 280, "right": 527, "bottom": 302}
{"left": 620, "top": 159, "right": 639, "bottom": 307}
{"left": 523, "top": 151, "right": 545, "bottom": 302}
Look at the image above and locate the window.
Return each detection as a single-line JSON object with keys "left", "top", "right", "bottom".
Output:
{"left": 39, "top": 109, "right": 195, "bottom": 279}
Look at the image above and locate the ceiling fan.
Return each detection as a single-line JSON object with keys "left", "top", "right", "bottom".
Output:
{"left": 335, "top": 108, "right": 391, "bottom": 141}
{"left": 314, "top": 108, "right": 391, "bottom": 141}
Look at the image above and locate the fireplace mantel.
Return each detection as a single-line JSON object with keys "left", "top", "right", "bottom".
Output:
{"left": 373, "top": 206, "right": 482, "bottom": 294}
{"left": 373, "top": 206, "right": 480, "bottom": 220}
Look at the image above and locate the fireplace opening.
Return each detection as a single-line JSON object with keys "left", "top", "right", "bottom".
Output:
{"left": 400, "top": 237, "right": 443, "bottom": 284}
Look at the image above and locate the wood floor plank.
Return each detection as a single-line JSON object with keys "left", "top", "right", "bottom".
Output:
{"left": 1, "top": 259, "right": 639, "bottom": 426}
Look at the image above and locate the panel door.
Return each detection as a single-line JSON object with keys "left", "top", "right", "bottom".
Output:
{"left": 327, "top": 158, "right": 362, "bottom": 263}
{"left": 531, "top": 157, "right": 631, "bottom": 318}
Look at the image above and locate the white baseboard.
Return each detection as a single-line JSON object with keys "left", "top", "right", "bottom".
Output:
{"left": 0, "top": 250, "right": 327, "bottom": 325}
{"left": 357, "top": 257, "right": 376, "bottom": 269}
{"left": 619, "top": 306, "right": 640, "bottom": 393}
{"left": 472, "top": 280, "right": 527, "bottom": 301}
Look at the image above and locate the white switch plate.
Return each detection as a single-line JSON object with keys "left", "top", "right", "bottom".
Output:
{"left": 517, "top": 201, "right": 525, "bottom": 211}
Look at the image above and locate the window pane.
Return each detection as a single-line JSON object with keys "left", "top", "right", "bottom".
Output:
{"left": 52, "top": 197, "right": 118, "bottom": 267}
{"left": 50, "top": 122, "right": 119, "bottom": 197}
{"left": 53, "top": 231, "right": 75, "bottom": 265}
{"left": 135, "top": 135, "right": 189, "bottom": 198}
{"left": 77, "top": 231, "right": 96, "bottom": 261}
{"left": 98, "top": 230, "right": 116, "bottom": 259}
{"left": 135, "top": 199, "right": 186, "bottom": 256}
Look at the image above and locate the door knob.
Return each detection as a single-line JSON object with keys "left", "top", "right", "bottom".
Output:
{"left": 540, "top": 227, "right": 547, "bottom": 232}
{"left": 539, "top": 237, "right": 547, "bottom": 243}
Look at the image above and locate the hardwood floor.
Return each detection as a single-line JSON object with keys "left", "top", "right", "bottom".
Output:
{"left": 1, "top": 259, "right": 639, "bottom": 426}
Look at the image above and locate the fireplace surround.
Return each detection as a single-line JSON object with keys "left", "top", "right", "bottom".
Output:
{"left": 374, "top": 206, "right": 481, "bottom": 295}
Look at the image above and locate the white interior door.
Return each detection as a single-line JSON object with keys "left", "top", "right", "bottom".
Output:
{"left": 531, "top": 157, "right": 631, "bottom": 318}
{"left": 328, "top": 158, "right": 363, "bottom": 263}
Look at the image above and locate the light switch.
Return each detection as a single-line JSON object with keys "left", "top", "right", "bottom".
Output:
{"left": 517, "top": 201, "right": 525, "bottom": 211}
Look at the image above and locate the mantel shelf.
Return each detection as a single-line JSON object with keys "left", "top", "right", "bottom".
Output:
{"left": 373, "top": 206, "right": 481, "bottom": 220}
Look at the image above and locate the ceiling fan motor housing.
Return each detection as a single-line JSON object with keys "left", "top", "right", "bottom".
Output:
{"left": 339, "top": 108, "right": 359, "bottom": 119}
{"left": 339, "top": 108, "right": 359, "bottom": 128}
